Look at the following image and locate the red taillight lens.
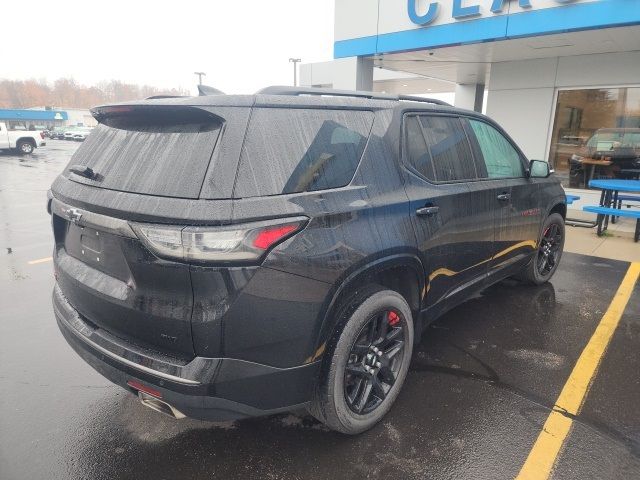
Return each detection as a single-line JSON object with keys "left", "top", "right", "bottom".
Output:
{"left": 40, "top": 132, "right": 45, "bottom": 139}
{"left": 127, "top": 379, "right": 162, "bottom": 398}
{"left": 131, "top": 217, "right": 307, "bottom": 264}
{"left": 253, "top": 225, "right": 298, "bottom": 250}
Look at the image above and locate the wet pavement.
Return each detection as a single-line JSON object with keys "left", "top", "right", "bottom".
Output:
{"left": 1, "top": 141, "right": 639, "bottom": 480}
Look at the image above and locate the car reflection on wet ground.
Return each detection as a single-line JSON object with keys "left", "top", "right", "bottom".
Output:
{"left": 1, "top": 141, "right": 639, "bottom": 479}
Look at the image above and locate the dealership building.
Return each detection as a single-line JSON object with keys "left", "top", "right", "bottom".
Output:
{"left": 0, "top": 108, "right": 96, "bottom": 130}
{"left": 301, "top": 0, "right": 640, "bottom": 188}
{"left": 0, "top": 109, "right": 69, "bottom": 130}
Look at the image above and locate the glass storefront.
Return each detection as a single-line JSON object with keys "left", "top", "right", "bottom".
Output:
{"left": 548, "top": 87, "right": 640, "bottom": 188}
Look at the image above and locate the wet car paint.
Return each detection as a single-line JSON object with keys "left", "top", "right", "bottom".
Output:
{"left": 48, "top": 96, "right": 565, "bottom": 382}
{"left": 2, "top": 142, "right": 639, "bottom": 480}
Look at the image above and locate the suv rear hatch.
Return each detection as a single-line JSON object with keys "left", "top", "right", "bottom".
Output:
{"left": 67, "top": 105, "right": 223, "bottom": 199}
{"left": 52, "top": 104, "right": 237, "bottom": 358}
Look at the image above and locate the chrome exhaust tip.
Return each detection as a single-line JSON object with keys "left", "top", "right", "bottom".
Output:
{"left": 137, "top": 391, "right": 186, "bottom": 419}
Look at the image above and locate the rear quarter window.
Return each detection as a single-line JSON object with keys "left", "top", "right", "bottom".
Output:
{"left": 234, "top": 108, "right": 374, "bottom": 197}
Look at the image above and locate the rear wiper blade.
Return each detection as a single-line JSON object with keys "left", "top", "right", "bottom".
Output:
{"left": 69, "top": 165, "right": 97, "bottom": 180}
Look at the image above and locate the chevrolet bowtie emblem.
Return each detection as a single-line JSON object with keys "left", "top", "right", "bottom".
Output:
{"left": 66, "top": 208, "right": 83, "bottom": 224}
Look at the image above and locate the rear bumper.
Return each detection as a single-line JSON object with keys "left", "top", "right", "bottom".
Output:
{"left": 53, "top": 284, "right": 320, "bottom": 421}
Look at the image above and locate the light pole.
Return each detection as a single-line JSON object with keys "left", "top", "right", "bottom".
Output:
{"left": 194, "top": 71, "right": 206, "bottom": 85}
{"left": 288, "top": 58, "right": 301, "bottom": 87}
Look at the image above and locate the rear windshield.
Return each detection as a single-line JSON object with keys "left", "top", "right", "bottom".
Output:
{"left": 234, "top": 108, "right": 374, "bottom": 197}
{"left": 66, "top": 107, "right": 222, "bottom": 199}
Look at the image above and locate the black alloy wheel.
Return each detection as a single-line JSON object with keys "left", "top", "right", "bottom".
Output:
{"left": 516, "top": 213, "right": 565, "bottom": 285}
{"left": 308, "top": 287, "right": 414, "bottom": 434}
{"left": 343, "top": 309, "right": 407, "bottom": 415}
{"left": 537, "top": 222, "right": 563, "bottom": 277}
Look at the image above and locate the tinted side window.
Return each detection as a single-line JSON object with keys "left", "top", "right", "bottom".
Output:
{"left": 405, "top": 116, "right": 436, "bottom": 181}
{"left": 234, "top": 108, "right": 373, "bottom": 197}
{"left": 469, "top": 119, "right": 524, "bottom": 178}
{"left": 422, "top": 116, "right": 477, "bottom": 182}
{"left": 404, "top": 115, "right": 476, "bottom": 182}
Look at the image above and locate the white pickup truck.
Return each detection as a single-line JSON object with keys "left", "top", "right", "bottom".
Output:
{"left": 0, "top": 122, "right": 46, "bottom": 154}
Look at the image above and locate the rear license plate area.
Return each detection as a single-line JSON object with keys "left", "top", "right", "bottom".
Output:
{"left": 62, "top": 222, "right": 130, "bottom": 281}
{"left": 66, "top": 224, "right": 103, "bottom": 263}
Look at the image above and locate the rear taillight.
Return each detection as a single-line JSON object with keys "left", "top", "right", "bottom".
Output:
{"left": 131, "top": 217, "right": 307, "bottom": 264}
{"left": 40, "top": 132, "right": 45, "bottom": 139}
{"left": 253, "top": 225, "right": 299, "bottom": 249}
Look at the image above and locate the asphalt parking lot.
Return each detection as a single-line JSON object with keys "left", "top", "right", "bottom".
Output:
{"left": 1, "top": 141, "right": 639, "bottom": 480}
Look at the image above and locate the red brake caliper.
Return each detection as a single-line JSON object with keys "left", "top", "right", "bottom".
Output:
{"left": 387, "top": 311, "right": 400, "bottom": 326}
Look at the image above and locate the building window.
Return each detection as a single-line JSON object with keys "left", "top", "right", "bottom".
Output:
{"left": 549, "top": 87, "right": 640, "bottom": 188}
{"left": 6, "top": 121, "right": 28, "bottom": 131}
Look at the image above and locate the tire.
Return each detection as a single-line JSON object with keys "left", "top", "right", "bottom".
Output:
{"left": 308, "top": 286, "right": 414, "bottom": 434}
{"left": 518, "top": 213, "right": 565, "bottom": 285}
{"left": 16, "top": 140, "right": 34, "bottom": 155}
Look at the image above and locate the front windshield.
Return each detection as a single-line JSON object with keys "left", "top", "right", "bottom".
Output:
{"left": 587, "top": 131, "right": 640, "bottom": 149}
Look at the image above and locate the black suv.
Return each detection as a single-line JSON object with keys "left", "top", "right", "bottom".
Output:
{"left": 50, "top": 87, "right": 566, "bottom": 434}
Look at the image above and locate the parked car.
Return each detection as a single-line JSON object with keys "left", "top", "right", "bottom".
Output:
{"left": 569, "top": 128, "right": 640, "bottom": 175}
{"left": 71, "top": 127, "right": 93, "bottom": 141}
{"left": 63, "top": 130, "right": 77, "bottom": 141}
{"left": 48, "top": 127, "right": 65, "bottom": 140}
{"left": 0, "top": 121, "right": 46, "bottom": 154}
{"left": 49, "top": 86, "right": 566, "bottom": 434}
{"left": 49, "top": 128, "right": 59, "bottom": 139}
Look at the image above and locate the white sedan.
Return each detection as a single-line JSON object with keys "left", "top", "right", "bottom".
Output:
{"left": 66, "top": 127, "right": 94, "bottom": 142}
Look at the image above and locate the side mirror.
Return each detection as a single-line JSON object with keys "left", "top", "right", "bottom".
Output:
{"left": 528, "top": 159, "right": 551, "bottom": 178}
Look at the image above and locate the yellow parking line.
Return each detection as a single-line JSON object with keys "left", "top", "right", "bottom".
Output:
{"left": 27, "top": 256, "right": 53, "bottom": 265}
{"left": 516, "top": 261, "right": 640, "bottom": 480}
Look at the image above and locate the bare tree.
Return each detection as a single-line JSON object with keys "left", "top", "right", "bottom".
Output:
{"left": 0, "top": 77, "right": 189, "bottom": 109}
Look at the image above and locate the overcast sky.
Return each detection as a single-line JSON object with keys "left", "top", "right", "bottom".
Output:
{"left": 3, "top": 0, "right": 335, "bottom": 95}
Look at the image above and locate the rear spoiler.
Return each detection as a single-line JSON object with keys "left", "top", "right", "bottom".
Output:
{"left": 90, "top": 104, "right": 224, "bottom": 125}
{"left": 90, "top": 84, "right": 227, "bottom": 120}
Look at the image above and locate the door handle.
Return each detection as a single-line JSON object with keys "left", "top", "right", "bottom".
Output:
{"left": 497, "top": 193, "right": 511, "bottom": 201}
{"left": 416, "top": 206, "right": 440, "bottom": 217}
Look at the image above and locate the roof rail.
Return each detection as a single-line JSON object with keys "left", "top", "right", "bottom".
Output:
{"left": 257, "top": 85, "right": 397, "bottom": 100}
{"left": 397, "top": 94, "right": 450, "bottom": 106}
{"left": 256, "top": 85, "right": 450, "bottom": 106}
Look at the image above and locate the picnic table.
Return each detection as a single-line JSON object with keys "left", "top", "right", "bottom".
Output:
{"left": 586, "top": 179, "right": 640, "bottom": 241}
{"left": 565, "top": 193, "right": 597, "bottom": 228}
